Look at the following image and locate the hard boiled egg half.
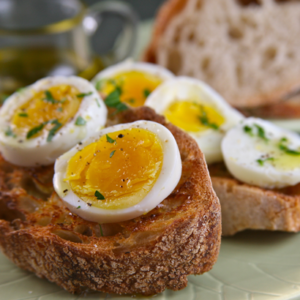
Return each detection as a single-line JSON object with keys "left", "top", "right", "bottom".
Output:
{"left": 222, "top": 117, "right": 300, "bottom": 189}
{"left": 53, "top": 121, "right": 182, "bottom": 223}
{"left": 0, "top": 76, "right": 107, "bottom": 167}
{"left": 145, "top": 77, "right": 244, "bottom": 164}
{"left": 92, "top": 60, "right": 174, "bottom": 107}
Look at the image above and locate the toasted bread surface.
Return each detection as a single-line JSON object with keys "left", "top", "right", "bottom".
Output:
{"left": 144, "top": 0, "right": 300, "bottom": 108}
{"left": 209, "top": 163, "right": 300, "bottom": 236}
{"left": 0, "top": 107, "right": 221, "bottom": 295}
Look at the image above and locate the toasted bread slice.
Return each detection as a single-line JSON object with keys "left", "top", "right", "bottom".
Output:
{"left": 209, "top": 163, "right": 300, "bottom": 236}
{"left": 144, "top": 0, "right": 300, "bottom": 108}
{"left": 0, "top": 107, "right": 221, "bottom": 295}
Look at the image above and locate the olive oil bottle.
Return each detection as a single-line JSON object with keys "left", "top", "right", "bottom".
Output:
{"left": 0, "top": 47, "right": 104, "bottom": 103}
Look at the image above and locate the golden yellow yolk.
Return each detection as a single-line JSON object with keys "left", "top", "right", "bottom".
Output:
{"left": 65, "top": 128, "right": 163, "bottom": 210}
{"left": 164, "top": 100, "right": 225, "bottom": 133}
{"left": 100, "top": 71, "right": 163, "bottom": 107}
{"left": 11, "top": 85, "right": 82, "bottom": 138}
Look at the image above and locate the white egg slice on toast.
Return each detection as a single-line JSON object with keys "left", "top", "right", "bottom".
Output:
{"left": 222, "top": 117, "right": 300, "bottom": 189}
{"left": 0, "top": 76, "right": 107, "bottom": 167}
{"left": 53, "top": 120, "right": 182, "bottom": 223}
{"left": 145, "top": 76, "right": 244, "bottom": 164}
{"left": 91, "top": 59, "right": 174, "bottom": 108}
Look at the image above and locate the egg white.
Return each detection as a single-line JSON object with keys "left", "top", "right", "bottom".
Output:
{"left": 53, "top": 120, "right": 182, "bottom": 223}
{"left": 222, "top": 117, "right": 300, "bottom": 189}
{"left": 145, "top": 77, "right": 244, "bottom": 164}
{"left": 0, "top": 76, "right": 107, "bottom": 167}
{"left": 91, "top": 59, "right": 174, "bottom": 89}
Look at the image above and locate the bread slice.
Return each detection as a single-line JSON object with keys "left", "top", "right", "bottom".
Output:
{"left": 209, "top": 163, "right": 300, "bottom": 236}
{"left": 0, "top": 106, "right": 221, "bottom": 295}
{"left": 144, "top": 0, "right": 300, "bottom": 108}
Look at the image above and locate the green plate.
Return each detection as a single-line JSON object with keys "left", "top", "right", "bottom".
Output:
{"left": 1, "top": 20, "right": 300, "bottom": 300}
{"left": 1, "top": 231, "right": 300, "bottom": 300}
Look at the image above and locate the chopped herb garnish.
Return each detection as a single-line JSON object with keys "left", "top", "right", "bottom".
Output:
{"left": 47, "top": 119, "right": 62, "bottom": 142}
{"left": 110, "top": 150, "right": 116, "bottom": 158}
{"left": 17, "top": 87, "right": 26, "bottom": 93}
{"left": 105, "top": 90, "right": 121, "bottom": 107}
{"left": 57, "top": 107, "right": 63, "bottom": 112}
{"left": 26, "top": 122, "right": 47, "bottom": 139}
{"left": 77, "top": 206, "right": 81, "bottom": 209}
{"left": 43, "top": 90, "right": 66, "bottom": 104}
{"left": 18, "top": 112, "right": 28, "bottom": 117}
{"left": 99, "top": 224, "right": 104, "bottom": 237}
{"left": 95, "top": 98, "right": 101, "bottom": 107}
{"left": 5, "top": 127, "right": 16, "bottom": 138}
{"left": 77, "top": 91, "right": 93, "bottom": 98}
{"left": 128, "top": 99, "right": 135, "bottom": 104}
{"left": 278, "top": 138, "right": 300, "bottom": 155}
{"left": 198, "top": 106, "right": 219, "bottom": 130}
{"left": 104, "top": 88, "right": 128, "bottom": 114}
{"left": 44, "top": 90, "right": 57, "bottom": 104}
{"left": 243, "top": 125, "right": 253, "bottom": 136}
{"left": 95, "top": 190, "right": 105, "bottom": 200}
{"left": 75, "top": 116, "right": 86, "bottom": 126}
{"left": 106, "top": 134, "right": 116, "bottom": 144}
{"left": 143, "top": 89, "right": 151, "bottom": 98}
{"left": 254, "top": 124, "right": 268, "bottom": 141}
{"left": 256, "top": 157, "right": 274, "bottom": 166}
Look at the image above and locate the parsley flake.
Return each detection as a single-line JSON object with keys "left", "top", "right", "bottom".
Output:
{"left": 26, "top": 122, "right": 47, "bottom": 139}
{"left": 75, "top": 116, "right": 86, "bottom": 126}
{"left": 95, "top": 190, "right": 105, "bottom": 200}
{"left": 18, "top": 112, "right": 28, "bottom": 117}
{"left": 104, "top": 89, "right": 128, "bottom": 114}
{"left": 47, "top": 119, "right": 62, "bottom": 142}
{"left": 199, "top": 106, "right": 219, "bottom": 130}
{"left": 106, "top": 134, "right": 116, "bottom": 144}
{"left": 5, "top": 127, "right": 16, "bottom": 138}
{"left": 279, "top": 138, "right": 300, "bottom": 155}
{"left": 99, "top": 224, "right": 104, "bottom": 237}
{"left": 254, "top": 124, "right": 268, "bottom": 141}
{"left": 256, "top": 157, "right": 274, "bottom": 166}
{"left": 110, "top": 150, "right": 116, "bottom": 158}
{"left": 77, "top": 206, "right": 81, "bottom": 209}
{"left": 77, "top": 91, "right": 93, "bottom": 98}
{"left": 243, "top": 125, "right": 253, "bottom": 136}
{"left": 143, "top": 89, "right": 151, "bottom": 98}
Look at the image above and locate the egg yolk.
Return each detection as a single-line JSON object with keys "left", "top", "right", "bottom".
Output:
{"left": 99, "top": 71, "right": 163, "bottom": 107}
{"left": 65, "top": 128, "right": 163, "bottom": 210}
{"left": 164, "top": 100, "right": 225, "bottom": 133}
{"left": 11, "top": 85, "right": 82, "bottom": 139}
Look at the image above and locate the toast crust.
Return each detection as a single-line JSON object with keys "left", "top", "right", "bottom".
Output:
{"left": 0, "top": 107, "right": 221, "bottom": 295}
{"left": 209, "top": 163, "right": 300, "bottom": 236}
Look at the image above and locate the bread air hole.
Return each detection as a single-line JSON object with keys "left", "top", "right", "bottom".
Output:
{"left": 228, "top": 27, "right": 244, "bottom": 40}
{"left": 0, "top": 200, "right": 26, "bottom": 223}
{"left": 20, "top": 176, "right": 51, "bottom": 201}
{"left": 52, "top": 229, "right": 83, "bottom": 244}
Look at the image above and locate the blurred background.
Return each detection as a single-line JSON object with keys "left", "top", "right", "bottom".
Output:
{"left": 83, "top": 0, "right": 164, "bottom": 56}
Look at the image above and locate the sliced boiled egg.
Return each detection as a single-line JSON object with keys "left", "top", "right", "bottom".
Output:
{"left": 91, "top": 60, "right": 174, "bottom": 107}
{"left": 145, "top": 77, "right": 244, "bottom": 164}
{"left": 0, "top": 76, "right": 107, "bottom": 167}
{"left": 222, "top": 117, "right": 300, "bottom": 189}
{"left": 53, "top": 120, "right": 182, "bottom": 223}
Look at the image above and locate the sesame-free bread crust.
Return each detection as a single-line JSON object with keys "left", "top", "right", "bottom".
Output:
{"left": 209, "top": 163, "right": 300, "bottom": 236}
{"left": 144, "top": 0, "right": 300, "bottom": 109}
{"left": 0, "top": 107, "right": 221, "bottom": 295}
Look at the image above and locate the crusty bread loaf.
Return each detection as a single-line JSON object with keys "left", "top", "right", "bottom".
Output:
{"left": 0, "top": 107, "right": 221, "bottom": 295}
{"left": 209, "top": 163, "right": 300, "bottom": 236}
{"left": 144, "top": 0, "right": 300, "bottom": 108}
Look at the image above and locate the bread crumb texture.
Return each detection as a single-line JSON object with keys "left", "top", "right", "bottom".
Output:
{"left": 145, "top": 0, "right": 300, "bottom": 107}
{"left": 0, "top": 107, "right": 221, "bottom": 295}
